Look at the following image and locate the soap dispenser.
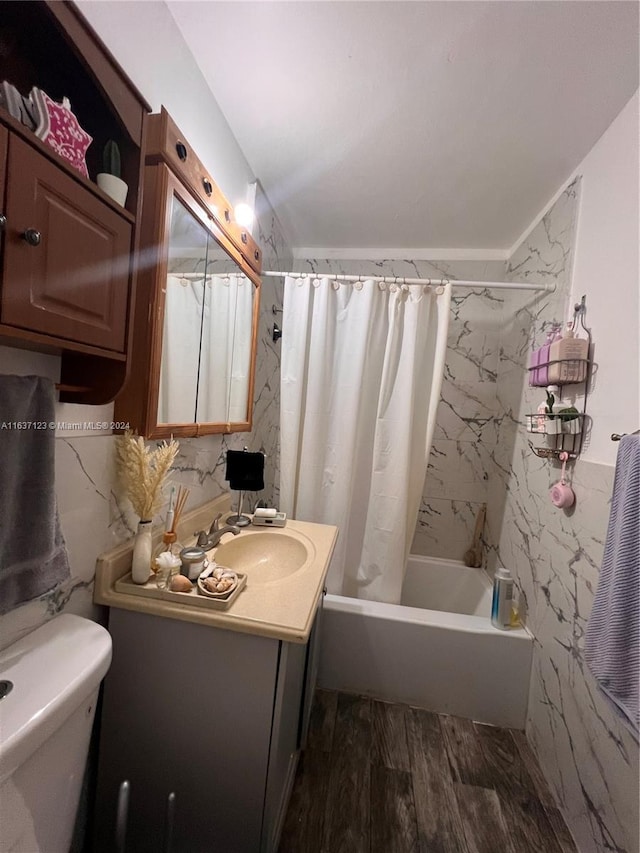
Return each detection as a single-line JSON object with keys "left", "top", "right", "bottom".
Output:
{"left": 544, "top": 385, "right": 563, "bottom": 434}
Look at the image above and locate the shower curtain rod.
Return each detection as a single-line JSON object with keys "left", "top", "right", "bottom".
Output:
{"left": 262, "top": 270, "right": 554, "bottom": 293}
{"left": 169, "top": 272, "right": 237, "bottom": 279}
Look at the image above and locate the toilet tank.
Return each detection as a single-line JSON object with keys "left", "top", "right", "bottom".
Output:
{"left": 0, "top": 614, "right": 112, "bottom": 853}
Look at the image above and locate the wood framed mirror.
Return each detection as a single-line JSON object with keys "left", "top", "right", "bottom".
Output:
{"left": 115, "top": 110, "right": 261, "bottom": 438}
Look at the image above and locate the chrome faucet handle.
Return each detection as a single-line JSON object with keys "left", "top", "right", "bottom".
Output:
{"left": 196, "top": 530, "right": 209, "bottom": 549}
{"left": 208, "top": 513, "right": 223, "bottom": 535}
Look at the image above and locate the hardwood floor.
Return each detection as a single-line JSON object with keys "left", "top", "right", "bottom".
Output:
{"left": 279, "top": 691, "right": 577, "bottom": 853}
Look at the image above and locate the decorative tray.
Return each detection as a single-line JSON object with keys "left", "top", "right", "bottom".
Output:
{"left": 115, "top": 571, "right": 247, "bottom": 611}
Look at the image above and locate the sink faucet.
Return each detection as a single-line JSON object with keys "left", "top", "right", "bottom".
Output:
{"left": 195, "top": 513, "right": 241, "bottom": 550}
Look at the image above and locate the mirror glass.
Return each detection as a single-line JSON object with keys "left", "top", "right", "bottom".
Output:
{"left": 157, "top": 195, "right": 256, "bottom": 427}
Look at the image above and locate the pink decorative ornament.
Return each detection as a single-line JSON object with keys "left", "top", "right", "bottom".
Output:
{"left": 30, "top": 87, "right": 92, "bottom": 178}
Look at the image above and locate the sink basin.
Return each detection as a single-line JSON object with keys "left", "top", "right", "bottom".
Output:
{"left": 212, "top": 532, "right": 310, "bottom": 583}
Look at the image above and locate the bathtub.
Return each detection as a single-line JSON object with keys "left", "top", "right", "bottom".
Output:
{"left": 318, "top": 555, "right": 533, "bottom": 728}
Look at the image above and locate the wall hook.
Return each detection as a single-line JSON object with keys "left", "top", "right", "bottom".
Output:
{"left": 272, "top": 322, "right": 282, "bottom": 343}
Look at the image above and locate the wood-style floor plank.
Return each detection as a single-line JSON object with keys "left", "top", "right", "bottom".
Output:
{"left": 498, "top": 794, "right": 565, "bottom": 853}
{"left": 279, "top": 692, "right": 577, "bottom": 853}
{"left": 279, "top": 749, "right": 332, "bottom": 853}
{"left": 473, "top": 723, "right": 539, "bottom": 797}
{"left": 307, "top": 688, "right": 338, "bottom": 752}
{"left": 321, "top": 693, "right": 371, "bottom": 853}
{"left": 441, "top": 714, "right": 493, "bottom": 787}
{"left": 406, "top": 707, "right": 470, "bottom": 853}
{"left": 454, "top": 784, "right": 516, "bottom": 853}
{"left": 370, "top": 766, "right": 419, "bottom": 853}
{"left": 371, "top": 699, "right": 411, "bottom": 771}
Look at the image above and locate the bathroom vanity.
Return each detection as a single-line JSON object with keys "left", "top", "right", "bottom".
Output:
{"left": 93, "top": 496, "right": 337, "bottom": 853}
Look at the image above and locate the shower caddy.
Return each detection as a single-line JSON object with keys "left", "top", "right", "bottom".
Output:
{"left": 526, "top": 295, "right": 591, "bottom": 461}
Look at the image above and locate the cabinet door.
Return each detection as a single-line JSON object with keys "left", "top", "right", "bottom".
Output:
{"left": 0, "top": 125, "right": 7, "bottom": 216}
{"left": 95, "top": 609, "right": 280, "bottom": 853}
{"left": 0, "top": 126, "right": 7, "bottom": 263}
{"left": 1, "top": 135, "right": 131, "bottom": 351}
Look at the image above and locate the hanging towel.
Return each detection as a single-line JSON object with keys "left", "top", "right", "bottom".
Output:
{"left": 225, "top": 449, "right": 264, "bottom": 492}
{"left": 0, "top": 376, "right": 71, "bottom": 614}
{"left": 584, "top": 434, "right": 640, "bottom": 740}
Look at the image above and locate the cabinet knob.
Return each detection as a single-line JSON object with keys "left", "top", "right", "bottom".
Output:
{"left": 0, "top": 214, "right": 6, "bottom": 231}
{"left": 175, "top": 141, "right": 188, "bottom": 162}
{"left": 202, "top": 177, "right": 213, "bottom": 196}
{"left": 22, "top": 228, "right": 41, "bottom": 246}
{"left": 241, "top": 232, "right": 248, "bottom": 244}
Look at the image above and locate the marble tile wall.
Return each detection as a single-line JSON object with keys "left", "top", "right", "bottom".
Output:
{"left": 0, "top": 194, "right": 289, "bottom": 651}
{"left": 294, "top": 257, "right": 505, "bottom": 560}
{"left": 487, "top": 179, "right": 639, "bottom": 853}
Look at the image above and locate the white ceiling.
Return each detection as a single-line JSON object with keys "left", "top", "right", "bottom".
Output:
{"left": 168, "top": 1, "right": 639, "bottom": 253}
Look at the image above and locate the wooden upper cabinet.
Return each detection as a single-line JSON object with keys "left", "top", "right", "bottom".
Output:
{"left": 2, "top": 136, "right": 131, "bottom": 351}
{"left": 0, "top": 1, "right": 150, "bottom": 404}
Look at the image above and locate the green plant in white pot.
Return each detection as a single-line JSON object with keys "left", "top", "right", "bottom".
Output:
{"left": 97, "top": 140, "right": 128, "bottom": 206}
{"left": 558, "top": 405, "right": 581, "bottom": 434}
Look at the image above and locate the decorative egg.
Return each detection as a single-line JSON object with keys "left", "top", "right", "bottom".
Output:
{"left": 170, "top": 574, "right": 193, "bottom": 593}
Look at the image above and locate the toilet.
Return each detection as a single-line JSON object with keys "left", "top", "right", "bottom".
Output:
{"left": 0, "top": 614, "right": 112, "bottom": 853}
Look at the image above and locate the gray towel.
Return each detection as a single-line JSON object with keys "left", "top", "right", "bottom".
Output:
{"left": 584, "top": 434, "right": 640, "bottom": 740}
{"left": 0, "top": 375, "right": 70, "bottom": 614}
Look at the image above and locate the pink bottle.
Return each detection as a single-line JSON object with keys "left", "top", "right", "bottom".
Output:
{"left": 528, "top": 339, "right": 542, "bottom": 386}
{"left": 537, "top": 326, "right": 561, "bottom": 386}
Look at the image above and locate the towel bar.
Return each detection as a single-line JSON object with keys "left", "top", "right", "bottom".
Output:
{"left": 611, "top": 429, "right": 640, "bottom": 441}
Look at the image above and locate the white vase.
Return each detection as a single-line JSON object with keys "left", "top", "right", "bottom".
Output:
{"left": 131, "top": 520, "right": 152, "bottom": 584}
{"left": 97, "top": 173, "right": 128, "bottom": 207}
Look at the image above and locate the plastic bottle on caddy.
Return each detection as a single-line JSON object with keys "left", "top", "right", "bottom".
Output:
{"left": 536, "top": 325, "right": 562, "bottom": 386}
{"left": 548, "top": 323, "right": 589, "bottom": 384}
{"left": 491, "top": 568, "right": 514, "bottom": 630}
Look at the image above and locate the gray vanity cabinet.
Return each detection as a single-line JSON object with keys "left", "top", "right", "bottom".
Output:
{"left": 94, "top": 606, "right": 321, "bottom": 853}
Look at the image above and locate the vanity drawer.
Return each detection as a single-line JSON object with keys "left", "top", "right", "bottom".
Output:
{"left": 144, "top": 108, "right": 262, "bottom": 274}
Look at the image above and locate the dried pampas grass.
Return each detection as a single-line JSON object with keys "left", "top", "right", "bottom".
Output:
{"left": 115, "top": 431, "right": 179, "bottom": 521}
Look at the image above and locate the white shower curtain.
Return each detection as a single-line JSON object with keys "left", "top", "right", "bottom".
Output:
{"left": 197, "top": 274, "right": 253, "bottom": 423}
{"left": 158, "top": 275, "right": 204, "bottom": 423}
{"left": 280, "top": 276, "right": 451, "bottom": 604}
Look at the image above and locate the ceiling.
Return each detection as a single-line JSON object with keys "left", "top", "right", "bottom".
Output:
{"left": 168, "top": 1, "right": 639, "bottom": 253}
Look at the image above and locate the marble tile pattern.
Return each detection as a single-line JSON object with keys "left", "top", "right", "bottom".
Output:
{"left": 487, "top": 179, "right": 639, "bottom": 853}
{"left": 0, "top": 196, "right": 290, "bottom": 651}
{"left": 294, "top": 257, "right": 505, "bottom": 560}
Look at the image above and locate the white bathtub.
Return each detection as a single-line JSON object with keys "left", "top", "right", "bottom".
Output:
{"left": 319, "top": 555, "right": 533, "bottom": 728}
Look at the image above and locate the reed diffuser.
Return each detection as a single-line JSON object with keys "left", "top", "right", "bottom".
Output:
{"left": 115, "top": 431, "right": 179, "bottom": 583}
{"left": 152, "top": 485, "right": 190, "bottom": 587}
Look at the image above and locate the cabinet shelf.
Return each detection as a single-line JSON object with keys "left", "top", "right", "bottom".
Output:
{"left": 0, "top": 110, "right": 136, "bottom": 224}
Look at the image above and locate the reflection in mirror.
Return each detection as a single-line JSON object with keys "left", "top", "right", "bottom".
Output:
{"left": 197, "top": 242, "right": 254, "bottom": 423}
{"left": 158, "top": 197, "right": 208, "bottom": 424}
{"left": 157, "top": 193, "right": 256, "bottom": 427}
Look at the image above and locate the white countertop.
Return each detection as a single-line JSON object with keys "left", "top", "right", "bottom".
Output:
{"left": 94, "top": 495, "right": 338, "bottom": 644}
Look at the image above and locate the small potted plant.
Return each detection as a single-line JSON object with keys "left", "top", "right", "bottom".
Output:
{"left": 97, "top": 140, "right": 128, "bottom": 206}
{"left": 558, "top": 405, "right": 581, "bottom": 434}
